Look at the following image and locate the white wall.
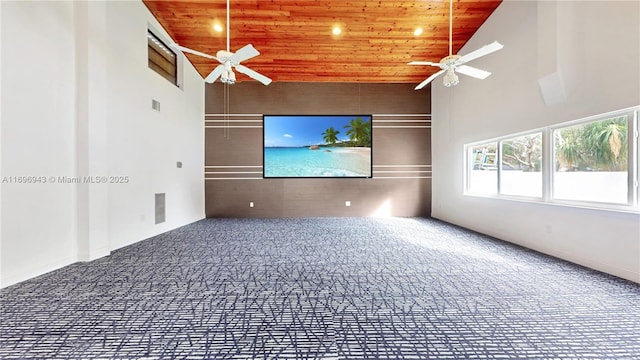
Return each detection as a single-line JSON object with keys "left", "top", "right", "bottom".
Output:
{"left": 0, "top": 1, "right": 205, "bottom": 287}
{"left": 1, "top": 1, "right": 79, "bottom": 287}
{"left": 105, "top": 1, "right": 205, "bottom": 250}
{"left": 431, "top": 1, "right": 640, "bottom": 282}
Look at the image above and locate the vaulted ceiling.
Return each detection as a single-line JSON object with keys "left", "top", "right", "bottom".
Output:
{"left": 142, "top": 0, "right": 501, "bottom": 85}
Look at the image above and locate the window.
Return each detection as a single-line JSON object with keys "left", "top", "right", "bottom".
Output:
{"left": 500, "top": 132, "right": 542, "bottom": 198}
{"left": 148, "top": 30, "right": 177, "bottom": 85}
{"left": 465, "top": 107, "right": 639, "bottom": 212}
{"left": 467, "top": 142, "right": 497, "bottom": 195}
{"left": 553, "top": 114, "right": 629, "bottom": 204}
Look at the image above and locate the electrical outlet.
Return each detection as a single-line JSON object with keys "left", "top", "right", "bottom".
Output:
{"left": 345, "top": 201, "right": 351, "bottom": 207}
{"left": 250, "top": 202, "right": 254, "bottom": 208}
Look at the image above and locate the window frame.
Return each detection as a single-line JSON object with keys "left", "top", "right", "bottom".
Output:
{"left": 464, "top": 106, "right": 639, "bottom": 213}
{"left": 465, "top": 141, "right": 499, "bottom": 196}
{"left": 498, "top": 131, "right": 543, "bottom": 199}
{"left": 147, "top": 28, "right": 181, "bottom": 87}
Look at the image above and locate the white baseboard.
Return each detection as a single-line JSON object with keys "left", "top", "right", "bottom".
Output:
{"left": 1, "top": 255, "right": 78, "bottom": 289}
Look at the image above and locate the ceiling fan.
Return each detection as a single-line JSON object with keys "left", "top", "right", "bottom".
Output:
{"left": 409, "top": 0, "right": 503, "bottom": 90}
{"left": 170, "top": 0, "right": 271, "bottom": 86}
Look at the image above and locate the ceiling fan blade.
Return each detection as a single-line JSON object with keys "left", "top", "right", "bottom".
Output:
{"left": 415, "top": 69, "right": 445, "bottom": 90}
{"left": 205, "top": 65, "right": 225, "bottom": 83}
{"left": 235, "top": 64, "right": 272, "bottom": 86}
{"left": 172, "top": 44, "right": 219, "bottom": 61}
{"left": 456, "top": 65, "right": 491, "bottom": 79}
{"left": 457, "top": 41, "right": 503, "bottom": 64}
{"left": 231, "top": 44, "right": 260, "bottom": 64}
{"left": 408, "top": 61, "right": 442, "bottom": 67}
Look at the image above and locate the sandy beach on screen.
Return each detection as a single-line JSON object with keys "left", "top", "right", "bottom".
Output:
{"left": 335, "top": 147, "right": 371, "bottom": 160}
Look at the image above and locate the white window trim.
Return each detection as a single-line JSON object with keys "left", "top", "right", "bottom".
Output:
{"left": 464, "top": 106, "right": 640, "bottom": 214}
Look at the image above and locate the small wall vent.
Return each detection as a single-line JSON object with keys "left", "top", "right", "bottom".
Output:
{"left": 152, "top": 99, "right": 161, "bottom": 111}
{"left": 155, "top": 193, "right": 166, "bottom": 224}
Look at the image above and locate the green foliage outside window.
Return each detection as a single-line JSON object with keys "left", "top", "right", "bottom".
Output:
{"left": 555, "top": 116, "right": 628, "bottom": 172}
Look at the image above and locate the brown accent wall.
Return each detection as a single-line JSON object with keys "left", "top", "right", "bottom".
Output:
{"left": 205, "top": 82, "right": 431, "bottom": 217}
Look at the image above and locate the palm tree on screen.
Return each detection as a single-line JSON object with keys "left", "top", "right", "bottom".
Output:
{"left": 344, "top": 117, "right": 371, "bottom": 147}
{"left": 322, "top": 127, "right": 340, "bottom": 145}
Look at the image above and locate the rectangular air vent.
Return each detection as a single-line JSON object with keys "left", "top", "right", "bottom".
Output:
{"left": 152, "top": 99, "right": 161, "bottom": 111}
{"left": 155, "top": 193, "right": 165, "bottom": 224}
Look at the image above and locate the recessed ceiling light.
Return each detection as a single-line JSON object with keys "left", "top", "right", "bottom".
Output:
{"left": 332, "top": 26, "right": 342, "bottom": 36}
{"left": 213, "top": 23, "right": 223, "bottom": 33}
{"left": 414, "top": 28, "right": 424, "bottom": 36}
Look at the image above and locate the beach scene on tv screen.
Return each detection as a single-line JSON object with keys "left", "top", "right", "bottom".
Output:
{"left": 263, "top": 115, "right": 372, "bottom": 178}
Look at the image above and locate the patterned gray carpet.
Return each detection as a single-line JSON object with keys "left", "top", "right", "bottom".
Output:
{"left": 1, "top": 217, "right": 639, "bottom": 359}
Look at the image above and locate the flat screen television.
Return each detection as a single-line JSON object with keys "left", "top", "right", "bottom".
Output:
{"left": 263, "top": 115, "right": 372, "bottom": 178}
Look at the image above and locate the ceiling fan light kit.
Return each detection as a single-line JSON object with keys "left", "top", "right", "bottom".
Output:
{"left": 443, "top": 68, "right": 459, "bottom": 88}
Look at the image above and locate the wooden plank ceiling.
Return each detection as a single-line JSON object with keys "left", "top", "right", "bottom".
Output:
{"left": 142, "top": 0, "right": 502, "bottom": 84}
